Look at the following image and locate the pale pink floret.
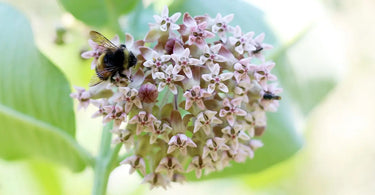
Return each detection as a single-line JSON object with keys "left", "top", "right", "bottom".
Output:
{"left": 202, "top": 137, "right": 230, "bottom": 161}
{"left": 219, "top": 98, "right": 247, "bottom": 126}
{"left": 253, "top": 61, "right": 277, "bottom": 87}
{"left": 155, "top": 157, "right": 184, "bottom": 179}
{"left": 193, "top": 110, "right": 222, "bottom": 135}
{"left": 171, "top": 43, "right": 201, "bottom": 78}
{"left": 142, "top": 173, "right": 170, "bottom": 190}
{"left": 212, "top": 13, "right": 234, "bottom": 43}
{"left": 202, "top": 63, "right": 233, "bottom": 93}
{"left": 221, "top": 124, "right": 250, "bottom": 150}
{"left": 103, "top": 104, "right": 127, "bottom": 130}
{"left": 228, "top": 26, "right": 256, "bottom": 55}
{"left": 183, "top": 85, "right": 211, "bottom": 110}
{"left": 155, "top": 65, "right": 185, "bottom": 95}
{"left": 120, "top": 155, "right": 146, "bottom": 176}
{"left": 111, "top": 129, "right": 134, "bottom": 150}
{"left": 153, "top": 6, "right": 181, "bottom": 31}
{"left": 149, "top": 120, "right": 172, "bottom": 144}
{"left": 90, "top": 99, "right": 108, "bottom": 118}
{"left": 249, "top": 33, "right": 273, "bottom": 61}
{"left": 200, "top": 44, "right": 226, "bottom": 67}
{"left": 186, "top": 156, "right": 215, "bottom": 178}
{"left": 183, "top": 13, "right": 215, "bottom": 48}
{"left": 128, "top": 111, "right": 157, "bottom": 135}
{"left": 70, "top": 86, "right": 91, "bottom": 110}
{"left": 112, "top": 87, "right": 142, "bottom": 113}
{"left": 141, "top": 47, "right": 171, "bottom": 79}
{"left": 233, "top": 57, "right": 254, "bottom": 83}
{"left": 167, "top": 134, "right": 197, "bottom": 155}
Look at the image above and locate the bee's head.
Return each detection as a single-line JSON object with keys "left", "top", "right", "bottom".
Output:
{"left": 120, "top": 44, "right": 126, "bottom": 49}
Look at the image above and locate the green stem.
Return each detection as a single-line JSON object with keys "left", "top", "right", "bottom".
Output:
{"left": 92, "top": 122, "right": 122, "bottom": 195}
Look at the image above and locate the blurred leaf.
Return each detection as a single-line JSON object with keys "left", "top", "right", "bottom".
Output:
{"left": 28, "top": 161, "right": 63, "bottom": 195}
{"left": 58, "top": 0, "right": 139, "bottom": 28}
{"left": 168, "top": 0, "right": 303, "bottom": 180}
{"left": 0, "top": 3, "right": 92, "bottom": 171}
{"left": 125, "top": 3, "right": 156, "bottom": 40}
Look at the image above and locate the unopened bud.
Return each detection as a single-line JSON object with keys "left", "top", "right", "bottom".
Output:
{"left": 138, "top": 83, "right": 158, "bottom": 103}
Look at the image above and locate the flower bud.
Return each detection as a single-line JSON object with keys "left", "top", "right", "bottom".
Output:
{"left": 138, "top": 83, "right": 158, "bottom": 103}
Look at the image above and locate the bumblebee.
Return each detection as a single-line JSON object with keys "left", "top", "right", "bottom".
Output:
{"left": 89, "top": 31, "right": 137, "bottom": 86}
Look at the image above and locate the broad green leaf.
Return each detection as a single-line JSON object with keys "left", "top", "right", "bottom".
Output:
{"left": 0, "top": 3, "right": 92, "bottom": 171}
{"left": 58, "top": 0, "right": 139, "bottom": 28}
{"left": 169, "top": 0, "right": 303, "bottom": 179}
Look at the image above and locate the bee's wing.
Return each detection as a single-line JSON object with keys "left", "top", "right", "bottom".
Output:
{"left": 90, "top": 31, "right": 118, "bottom": 49}
{"left": 89, "top": 75, "right": 104, "bottom": 87}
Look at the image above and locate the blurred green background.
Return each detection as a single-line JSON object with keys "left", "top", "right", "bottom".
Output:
{"left": 1, "top": 0, "right": 374, "bottom": 194}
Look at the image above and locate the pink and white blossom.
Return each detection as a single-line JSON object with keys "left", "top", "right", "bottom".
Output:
{"left": 202, "top": 63, "right": 233, "bottom": 93}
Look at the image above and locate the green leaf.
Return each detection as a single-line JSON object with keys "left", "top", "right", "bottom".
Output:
{"left": 169, "top": 0, "right": 303, "bottom": 179}
{"left": 0, "top": 3, "right": 92, "bottom": 171}
{"left": 58, "top": 0, "right": 139, "bottom": 28}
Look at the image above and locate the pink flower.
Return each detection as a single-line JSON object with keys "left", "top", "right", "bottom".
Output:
{"left": 155, "top": 157, "right": 184, "bottom": 178}
{"left": 171, "top": 43, "right": 201, "bottom": 78}
{"left": 212, "top": 13, "right": 234, "bottom": 43}
{"left": 182, "top": 13, "right": 215, "bottom": 48}
{"left": 155, "top": 65, "right": 185, "bottom": 95}
{"left": 234, "top": 81, "right": 253, "bottom": 103}
{"left": 152, "top": 6, "right": 181, "bottom": 31}
{"left": 103, "top": 104, "right": 127, "bottom": 130}
{"left": 142, "top": 173, "right": 170, "bottom": 190}
{"left": 120, "top": 155, "right": 146, "bottom": 176}
{"left": 149, "top": 120, "right": 172, "bottom": 144}
{"left": 228, "top": 26, "right": 255, "bottom": 55}
{"left": 183, "top": 85, "right": 211, "bottom": 110}
{"left": 253, "top": 61, "right": 277, "bottom": 87}
{"left": 141, "top": 47, "right": 171, "bottom": 79}
{"left": 186, "top": 156, "right": 214, "bottom": 178}
{"left": 128, "top": 111, "right": 157, "bottom": 135}
{"left": 167, "top": 134, "right": 197, "bottom": 155}
{"left": 70, "top": 86, "right": 91, "bottom": 110}
{"left": 113, "top": 87, "right": 142, "bottom": 113}
{"left": 112, "top": 129, "right": 134, "bottom": 151}
{"left": 219, "top": 98, "right": 247, "bottom": 126}
{"left": 202, "top": 63, "right": 233, "bottom": 93}
{"left": 90, "top": 99, "right": 108, "bottom": 118}
{"left": 202, "top": 137, "right": 230, "bottom": 161}
{"left": 249, "top": 33, "right": 273, "bottom": 61}
{"left": 233, "top": 57, "right": 254, "bottom": 83}
{"left": 193, "top": 110, "right": 222, "bottom": 135}
{"left": 221, "top": 124, "right": 250, "bottom": 150}
{"left": 199, "top": 44, "right": 226, "bottom": 67}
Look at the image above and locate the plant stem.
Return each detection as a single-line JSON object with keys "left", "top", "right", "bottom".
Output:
{"left": 92, "top": 122, "right": 122, "bottom": 195}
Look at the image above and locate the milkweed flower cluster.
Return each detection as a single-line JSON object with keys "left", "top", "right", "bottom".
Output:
{"left": 72, "top": 6, "right": 281, "bottom": 190}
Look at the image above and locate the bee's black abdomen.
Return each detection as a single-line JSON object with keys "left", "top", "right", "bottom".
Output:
{"left": 104, "top": 49, "right": 125, "bottom": 73}
{"left": 128, "top": 52, "right": 137, "bottom": 68}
